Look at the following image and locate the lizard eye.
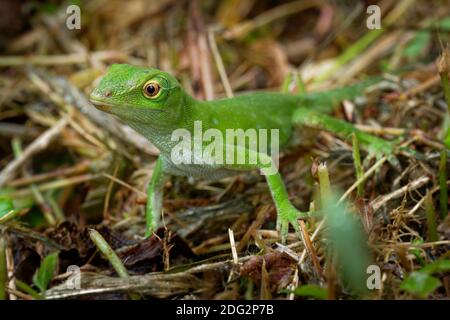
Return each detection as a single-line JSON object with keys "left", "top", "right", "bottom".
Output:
{"left": 143, "top": 81, "right": 161, "bottom": 98}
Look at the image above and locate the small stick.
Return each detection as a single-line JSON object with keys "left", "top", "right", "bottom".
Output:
{"left": 101, "top": 172, "right": 146, "bottom": 198}
{"left": 299, "top": 220, "right": 323, "bottom": 278}
{"left": 7, "top": 161, "right": 91, "bottom": 188}
{"left": 208, "top": 28, "right": 233, "bottom": 98}
{"left": 370, "top": 175, "right": 431, "bottom": 212}
{"left": 4, "top": 174, "right": 98, "bottom": 198}
{"left": 223, "top": 0, "right": 319, "bottom": 39}
{"left": 236, "top": 205, "right": 269, "bottom": 252}
{"left": 299, "top": 156, "right": 387, "bottom": 264}
{"left": 371, "top": 240, "right": 450, "bottom": 249}
{"left": 0, "top": 117, "right": 68, "bottom": 187}
{"left": 424, "top": 191, "right": 439, "bottom": 242}
{"left": 5, "top": 244, "right": 16, "bottom": 300}
{"left": 439, "top": 150, "right": 448, "bottom": 218}
{"left": 437, "top": 48, "right": 450, "bottom": 117}
{"left": 0, "top": 237, "right": 6, "bottom": 300}
{"left": 355, "top": 125, "right": 406, "bottom": 136}
{"left": 12, "top": 138, "right": 56, "bottom": 226}
{"left": 437, "top": 47, "right": 450, "bottom": 145}
{"left": 103, "top": 164, "right": 120, "bottom": 221}
{"left": 340, "top": 156, "right": 387, "bottom": 202}
{"left": 0, "top": 51, "right": 127, "bottom": 67}
{"left": 228, "top": 229, "right": 238, "bottom": 265}
{"left": 352, "top": 133, "right": 364, "bottom": 197}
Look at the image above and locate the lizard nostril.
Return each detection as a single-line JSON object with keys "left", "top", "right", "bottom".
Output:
{"left": 104, "top": 90, "right": 112, "bottom": 97}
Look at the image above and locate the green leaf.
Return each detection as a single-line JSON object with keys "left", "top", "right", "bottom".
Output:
{"left": 409, "top": 238, "right": 425, "bottom": 266}
{"left": 33, "top": 252, "right": 59, "bottom": 293}
{"left": 19, "top": 207, "right": 46, "bottom": 228}
{"left": 39, "top": 3, "right": 59, "bottom": 14}
{"left": 0, "top": 197, "right": 17, "bottom": 224}
{"left": 293, "top": 285, "right": 328, "bottom": 300}
{"left": 421, "top": 259, "right": 450, "bottom": 274}
{"left": 403, "top": 31, "right": 430, "bottom": 58}
{"left": 0, "top": 188, "right": 35, "bottom": 211}
{"left": 401, "top": 272, "right": 441, "bottom": 298}
{"left": 323, "top": 194, "right": 372, "bottom": 295}
{"left": 437, "top": 17, "right": 450, "bottom": 31}
{"left": 0, "top": 197, "right": 14, "bottom": 219}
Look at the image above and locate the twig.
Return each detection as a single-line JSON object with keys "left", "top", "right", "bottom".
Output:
{"left": 0, "top": 117, "right": 68, "bottom": 187}
{"left": 5, "top": 244, "right": 16, "bottom": 300}
{"left": 339, "top": 156, "right": 387, "bottom": 203}
{"left": 27, "top": 67, "right": 159, "bottom": 156}
{"left": 103, "top": 164, "right": 120, "bottom": 221}
{"left": 0, "top": 51, "right": 127, "bottom": 66}
{"left": 101, "top": 172, "right": 146, "bottom": 198}
{"left": 208, "top": 28, "right": 233, "bottom": 98}
{"left": 299, "top": 220, "right": 323, "bottom": 278}
{"left": 352, "top": 133, "right": 364, "bottom": 197}
{"left": 0, "top": 236, "right": 6, "bottom": 300}
{"left": 7, "top": 161, "right": 91, "bottom": 188}
{"left": 370, "top": 175, "right": 431, "bottom": 212}
{"left": 3, "top": 174, "right": 99, "bottom": 198}
{"left": 190, "top": 1, "right": 215, "bottom": 100}
{"left": 228, "top": 229, "right": 238, "bottom": 265}
{"left": 439, "top": 150, "right": 448, "bottom": 218}
{"left": 355, "top": 124, "right": 406, "bottom": 136}
{"left": 236, "top": 205, "right": 269, "bottom": 252}
{"left": 314, "top": 0, "right": 415, "bottom": 82}
{"left": 223, "top": 0, "right": 320, "bottom": 39}
{"left": 424, "top": 191, "right": 438, "bottom": 241}
{"left": 371, "top": 240, "right": 450, "bottom": 249}
{"left": 299, "top": 156, "right": 387, "bottom": 264}
{"left": 45, "top": 271, "right": 203, "bottom": 300}
{"left": 407, "top": 180, "right": 450, "bottom": 216}
{"left": 12, "top": 138, "right": 56, "bottom": 226}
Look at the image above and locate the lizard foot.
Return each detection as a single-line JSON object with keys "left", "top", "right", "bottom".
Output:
{"left": 364, "top": 138, "right": 400, "bottom": 169}
{"left": 276, "top": 203, "right": 308, "bottom": 244}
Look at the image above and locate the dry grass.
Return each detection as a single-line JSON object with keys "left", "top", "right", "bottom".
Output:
{"left": 0, "top": 0, "right": 449, "bottom": 300}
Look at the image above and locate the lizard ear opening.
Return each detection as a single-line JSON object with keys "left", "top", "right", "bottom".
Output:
{"left": 143, "top": 81, "right": 161, "bottom": 99}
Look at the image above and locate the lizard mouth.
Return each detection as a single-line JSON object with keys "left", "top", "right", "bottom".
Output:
{"left": 89, "top": 98, "right": 114, "bottom": 112}
{"left": 89, "top": 97, "right": 169, "bottom": 116}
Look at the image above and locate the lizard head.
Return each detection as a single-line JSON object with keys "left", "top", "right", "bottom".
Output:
{"left": 90, "top": 64, "right": 186, "bottom": 124}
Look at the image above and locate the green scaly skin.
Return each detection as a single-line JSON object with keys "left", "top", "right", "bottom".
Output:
{"left": 90, "top": 64, "right": 396, "bottom": 242}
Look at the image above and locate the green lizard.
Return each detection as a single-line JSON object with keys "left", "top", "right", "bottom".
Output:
{"left": 89, "top": 64, "right": 397, "bottom": 242}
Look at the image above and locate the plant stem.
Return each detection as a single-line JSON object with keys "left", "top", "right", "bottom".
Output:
{"left": 352, "top": 133, "right": 364, "bottom": 197}
{"left": 439, "top": 150, "right": 448, "bottom": 218}
{"left": 0, "top": 237, "right": 6, "bottom": 300}
{"left": 437, "top": 48, "right": 450, "bottom": 146}
{"left": 318, "top": 163, "right": 331, "bottom": 204}
{"left": 89, "top": 229, "right": 139, "bottom": 300}
{"left": 424, "top": 192, "right": 438, "bottom": 242}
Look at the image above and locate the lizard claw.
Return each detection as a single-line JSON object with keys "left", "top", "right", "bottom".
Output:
{"left": 276, "top": 203, "right": 308, "bottom": 243}
{"left": 364, "top": 139, "right": 400, "bottom": 170}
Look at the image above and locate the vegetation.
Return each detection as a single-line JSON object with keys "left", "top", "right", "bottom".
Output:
{"left": 0, "top": 0, "right": 449, "bottom": 300}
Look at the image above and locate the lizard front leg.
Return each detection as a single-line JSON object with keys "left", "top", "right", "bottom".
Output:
{"left": 264, "top": 170, "right": 308, "bottom": 243}
{"left": 218, "top": 145, "right": 307, "bottom": 243}
{"left": 146, "top": 156, "right": 169, "bottom": 236}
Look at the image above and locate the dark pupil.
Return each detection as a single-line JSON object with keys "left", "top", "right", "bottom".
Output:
{"left": 146, "top": 84, "right": 156, "bottom": 95}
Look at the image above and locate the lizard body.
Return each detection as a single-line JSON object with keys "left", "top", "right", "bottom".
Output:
{"left": 90, "top": 64, "right": 395, "bottom": 241}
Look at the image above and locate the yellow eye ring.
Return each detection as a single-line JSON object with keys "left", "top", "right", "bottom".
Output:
{"left": 143, "top": 81, "right": 161, "bottom": 98}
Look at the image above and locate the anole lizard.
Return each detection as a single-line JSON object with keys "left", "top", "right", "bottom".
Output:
{"left": 90, "top": 64, "right": 398, "bottom": 242}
